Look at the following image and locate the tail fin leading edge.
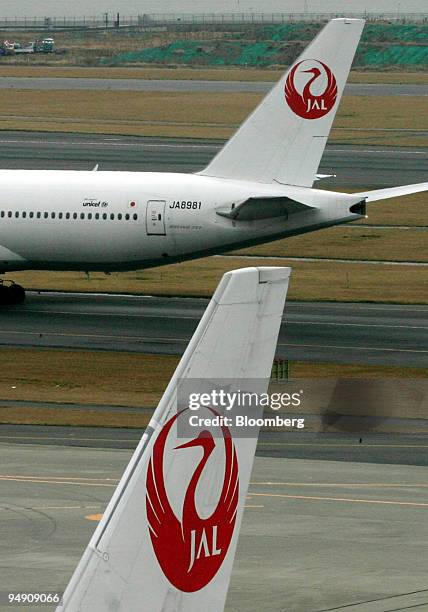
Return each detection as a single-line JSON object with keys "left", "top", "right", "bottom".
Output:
{"left": 200, "top": 18, "right": 365, "bottom": 188}
{"left": 58, "top": 266, "right": 291, "bottom": 612}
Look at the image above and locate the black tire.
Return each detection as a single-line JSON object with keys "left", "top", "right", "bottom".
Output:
{"left": 0, "top": 284, "right": 10, "bottom": 305}
{"left": 7, "top": 283, "right": 26, "bottom": 304}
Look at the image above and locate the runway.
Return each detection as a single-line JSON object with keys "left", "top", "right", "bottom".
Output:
{"left": 0, "top": 432, "right": 427, "bottom": 611}
{"left": 0, "top": 76, "right": 427, "bottom": 96}
{"left": 0, "top": 131, "right": 427, "bottom": 188}
{"left": 0, "top": 292, "right": 426, "bottom": 367}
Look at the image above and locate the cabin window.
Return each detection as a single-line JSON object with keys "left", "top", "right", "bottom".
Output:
{"left": 29, "top": 212, "right": 34, "bottom": 218}
{"left": 125, "top": 213, "right": 130, "bottom": 221}
{"left": 22, "top": 211, "right": 26, "bottom": 219}
{"left": 37, "top": 212, "right": 41, "bottom": 219}
{"left": 66, "top": 212, "right": 70, "bottom": 219}
{"left": 73, "top": 213, "right": 78, "bottom": 220}
{"left": 110, "top": 213, "right": 115, "bottom": 220}
{"left": 15, "top": 211, "right": 19, "bottom": 218}
{"left": 58, "top": 212, "right": 63, "bottom": 219}
{"left": 51, "top": 212, "right": 56, "bottom": 219}
{"left": 80, "top": 213, "right": 85, "bottom": 220}
{"left": 44, "top": 212, "right": 48, "bottom": 219}
{"left": 133, "top": 213, "right": 138, "bottom": 220}
{"left": 95, "top": 213, "right": 100, "bottom": 220}
{"left": 102, "top": 213, "right": 107, "bottom": 220}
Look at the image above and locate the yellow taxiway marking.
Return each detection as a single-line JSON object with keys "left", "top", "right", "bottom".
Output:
{"left": 251, "top": 482, "right": 428, "bottom": 488}
{"left": 250, "top": 492, "right": 428, "bottom": 507}
{"left": 0, "top": 474, "right": 118, "bottom": 481}
{"left": 2, "top": 475, "right": 426, "bottom": 490}
{"left": 0, "top": 435, "right": 141, "bottom": 442}
{"left": 0, "top": 505, "right": 102, "bottom": 511}
{"left": 86, "top": 513, "right": 103, "bottom": 522}
{"left": 0, "top": 475, "right": 115, "bottom": 487}
{"left": 85, "top": 508, "right": 262, "bottom": 520}
{"left": 244, "top": 505, "right": 264, "bottom": 509}
{"left": 1, "top": 475, "right": 427, "bottom": 508}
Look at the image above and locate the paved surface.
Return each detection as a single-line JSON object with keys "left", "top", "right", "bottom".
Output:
{"left": 2, "top": 425, "right": 428, "bottom": 464}
{"left": 0, "top": 292, "right": 427, "bottom": 367}
{"left": 0, "top": 432, "right": 427, "bottom": 611}
{"left": 0, "top": 131, "right": 426, "bottom": 189}
{"left": 0, "top": 76, "right": 427, "bottom": 97}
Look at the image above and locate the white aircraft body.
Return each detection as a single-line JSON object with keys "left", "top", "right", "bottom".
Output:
{"left": 57, "top": 265, "right": 291, "bottom": 611}
{"left": 0, "top": 18, "right": 426, "bottom": 303}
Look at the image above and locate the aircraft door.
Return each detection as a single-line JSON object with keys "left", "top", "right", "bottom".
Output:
{"left": 146, "top": 200, "right": 166, "bottom": 236}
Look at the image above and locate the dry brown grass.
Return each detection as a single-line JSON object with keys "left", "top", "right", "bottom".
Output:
{"left": 236, "top": 227, "right": 428, "bottom": 262}
{"left": 7, "top": 256, "right": 428, "bottom": 303}
{"left": 0, "top": 348, "right": 425, "bottom": 427}
{"left": 0, "top": 89, "right": 253, "bottom": 125}
{"left": 337, "top": 96, "right": 428, "bottom": 131}
{"left": 349, "top": 71, "right": 428, "bottom": 85}
{"left": 0, "top": 91, "right": 425, "bottom": 144}
{"left": 0, "top": 406, "right": 151, "bottom": 428}
{"left": 351, "top": 192, "right": 427, "bottom": 226}
{"left": 0, "top": 66, "right": 426, "bottom": 84}
{"left": 329, "top": 130, "right": 428, "bottom": 148}
{"left": 0, "top": 349, "right": 177, "bottom": 407}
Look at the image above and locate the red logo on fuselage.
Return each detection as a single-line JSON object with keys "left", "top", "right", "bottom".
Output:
{"left": 146, "top": 410, "right": 239, "bottom": 592}
{"left": 285, "top": 59, "right": 337, "bottom": 119}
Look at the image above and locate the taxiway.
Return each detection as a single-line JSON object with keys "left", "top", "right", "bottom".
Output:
{"left": 0, "top": 292, "right": 427, "bottom": 367}
{"left": 0, "top": 431, "right": 427, "bottom": 611}
{"left": 0, "top": 132, "right": 426, "bottom": 188}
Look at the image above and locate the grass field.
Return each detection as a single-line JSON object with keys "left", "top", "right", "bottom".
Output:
{"left": 0, "top": 90, "right": 425, "bottom": 145}
{"left": 0, "top": 66, "right": 426, "bottom": 84}
{"left": 7, "top": 256, "right": 428, "bottom": 303}
{"left": 351, "top": 192, "right": 426, "bottom": 226}
{"left": 237, "top": 227, "right": 428, "bottom": 262}
{"left": 0, "top": 348, "right": 425, "bottom": 427}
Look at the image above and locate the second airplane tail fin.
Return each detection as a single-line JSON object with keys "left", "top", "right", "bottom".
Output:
{"left": 58, "top": 266, "right": 291, "bottom": 612}
{"left": 199, "top": 18, "right": 365, "bottom": 188}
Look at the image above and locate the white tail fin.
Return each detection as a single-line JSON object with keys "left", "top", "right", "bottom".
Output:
{"left": 199, "top": 18, "right": 365, "bottom": 188}
{"left": 58, "top": 266, "right": 291, "bottom": 612}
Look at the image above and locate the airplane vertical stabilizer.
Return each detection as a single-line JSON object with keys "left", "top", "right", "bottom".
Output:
{"left": 199, "top": 18, "right": 365, "bottom": 187}
{"left": 58, "top": 266, "right": 291, "bottom": 612}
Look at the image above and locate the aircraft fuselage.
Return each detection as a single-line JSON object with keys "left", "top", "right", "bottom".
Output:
{"left": 0, "top": 169, "right": 363, "bottom": 273}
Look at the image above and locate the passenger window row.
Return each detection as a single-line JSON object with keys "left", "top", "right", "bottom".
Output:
{"left": 0, "top": 211, "right": 139, "bottom": 221}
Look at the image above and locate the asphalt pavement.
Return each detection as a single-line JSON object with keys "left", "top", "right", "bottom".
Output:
{"left": 0, "top": 76, "right": 426, "bottom": 96}
{"left": 0, "top": 435, "right": 427, "bottom": 611}
{"left": 0, "top": 131, "right": 426, "bottom": 188}
{"left": 0, "top": 292, "right": 426, "bottom": 367}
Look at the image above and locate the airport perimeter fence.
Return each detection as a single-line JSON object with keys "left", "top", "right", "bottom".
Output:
{"left": 0, "top": 12, "right": 427, "bottom": 30}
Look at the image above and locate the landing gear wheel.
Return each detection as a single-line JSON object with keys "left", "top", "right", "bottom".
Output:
{"left": 8, "top": 283, "right": 26, "bottom": 304}
{"left": 0, "top": 281, "right": 26, "bottom": 305}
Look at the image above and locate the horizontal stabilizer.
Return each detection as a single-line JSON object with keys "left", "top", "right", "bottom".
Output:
{"left": 354, "top": 182, "right": 428, "bottom": 202}
{"left": 216, "top": 196, "right": 314, "bottom": 221}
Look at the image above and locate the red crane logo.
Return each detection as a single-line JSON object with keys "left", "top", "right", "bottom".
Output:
{"left": 146, "top": 409, "right": 239, "bottom": 592}
{"left": 285, "top": 59, "right": 337, "bottom": 119}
